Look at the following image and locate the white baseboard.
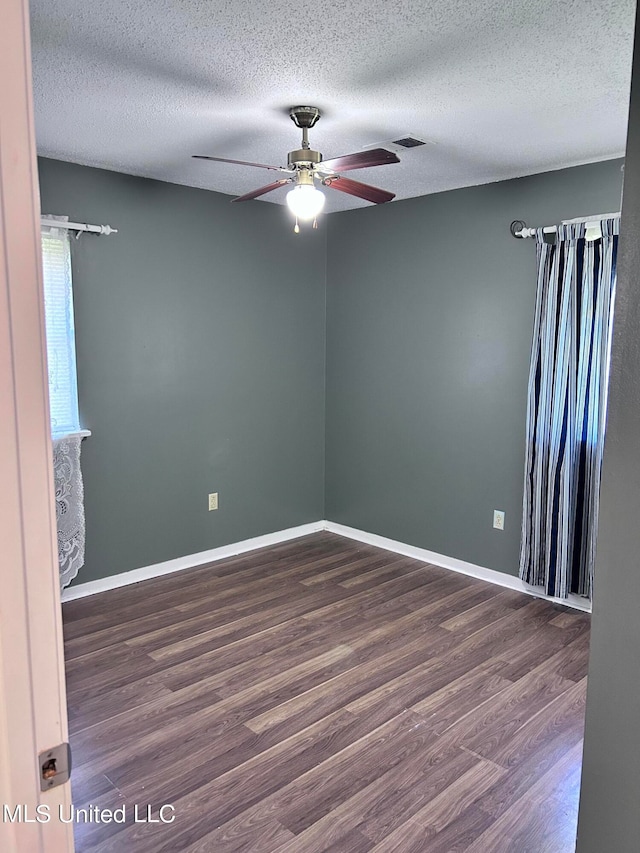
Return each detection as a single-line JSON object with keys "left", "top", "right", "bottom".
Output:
{"left": 62, "top": 517, "right": 591, "bottom": 614}
{"left": 60, "top": 521, "right": 325, "bottom": 602}
{"left": 323, "top": 521, "right": 592, "bottom": 614}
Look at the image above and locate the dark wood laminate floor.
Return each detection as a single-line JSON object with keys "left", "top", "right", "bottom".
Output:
{"left": 63, "top": 532, "right": 590, "bottom": 853}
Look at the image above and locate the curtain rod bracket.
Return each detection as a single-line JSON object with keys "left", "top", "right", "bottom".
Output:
{"left": 510, "top": 220, "right": 527, "bottom": 238}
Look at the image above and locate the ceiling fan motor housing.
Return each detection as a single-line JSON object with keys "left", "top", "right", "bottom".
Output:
{"left": 287, "top": 148, "right": 322, "bottom": 169}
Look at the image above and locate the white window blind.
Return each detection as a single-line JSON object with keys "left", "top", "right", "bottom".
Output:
{"left": 41, "top": 223, "right": 80, "bottom": 437}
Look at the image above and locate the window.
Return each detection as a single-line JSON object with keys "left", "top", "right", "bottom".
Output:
{"left": 41, "top": 224, "right": 80, "bottom": 437}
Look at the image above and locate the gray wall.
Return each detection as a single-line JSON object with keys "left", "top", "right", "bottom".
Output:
{"left": 577, "top": 13, "right": 640, "bottom": 852}
{"left": 40, "top": 154, "right": 625, "bottom": 588}
{"left": 325, "top": 160, "right": 624, "bottom": 576}
{"left": 38, "top": 158, "right": 327, "bottom": 584}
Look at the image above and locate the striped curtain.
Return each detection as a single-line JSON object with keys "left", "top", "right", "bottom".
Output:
{"left": 519, "top": 219, "right": 618, "bottom": 600}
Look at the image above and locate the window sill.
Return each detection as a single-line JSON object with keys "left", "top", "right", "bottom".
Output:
{"left": 52, "top": 430, "right": 91, "bottom": 440}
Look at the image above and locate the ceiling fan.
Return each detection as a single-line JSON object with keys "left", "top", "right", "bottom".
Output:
{"left": 193, "top": 106, "right": 400, "bottom": 231}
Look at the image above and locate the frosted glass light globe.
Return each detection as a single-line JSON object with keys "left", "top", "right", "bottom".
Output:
{"left": 286, "top": 185, "right": 326, "bottom": 221}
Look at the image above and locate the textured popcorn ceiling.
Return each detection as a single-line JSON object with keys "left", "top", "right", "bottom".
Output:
{"left": 30, "top": 0, "right": 635, "bottom": 213}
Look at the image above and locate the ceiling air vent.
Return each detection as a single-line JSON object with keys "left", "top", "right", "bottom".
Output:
{"left": 362, "top": 136, "right": 433, "bottom": 154}
{"left": 391, "top": 136, "right": 426, "bottom": 148}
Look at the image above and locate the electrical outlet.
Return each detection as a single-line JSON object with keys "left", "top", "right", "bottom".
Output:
{"left": 208, "top": 493, "right": 218, "bottom": 512}
{"left": 493, "top": 510, "right": 505, "bottom": 531}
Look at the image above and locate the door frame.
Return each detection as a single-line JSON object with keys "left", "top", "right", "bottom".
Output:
{"left": 0, "top": 0, "right": 74, "bottom": 850}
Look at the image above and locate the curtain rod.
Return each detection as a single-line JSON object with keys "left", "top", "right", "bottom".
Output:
{"left": 510, "top": 213, "right": 620, "bottom": 239}
{"left": 41, "top": 217, "right": 117, "bottom": 236}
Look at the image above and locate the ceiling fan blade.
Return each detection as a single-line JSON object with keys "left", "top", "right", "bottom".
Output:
{"left": 318, "top": 148, "right": 400, "bottom": 173}
{"left": 231, "top": 179, "right": 293, "bottom": 202}
{"left": 324, "top": 176, "right": 395, "bottom": 204}
{"left": 193, "top": 155, "right": 287, "bottom": 172}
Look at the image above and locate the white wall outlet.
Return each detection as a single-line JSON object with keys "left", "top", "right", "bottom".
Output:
{"left": 493, "top": 510, "right": 505, "bottom": 530}
{"left": 208, "top": 493, "right": 218, "bottom": 512}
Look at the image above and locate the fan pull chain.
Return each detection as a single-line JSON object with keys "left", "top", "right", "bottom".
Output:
{"left": 313, "top": 218, "right": 318, "bottom": 229}
{"left": 294, "top": 217, "right": 299, "bottom": 234}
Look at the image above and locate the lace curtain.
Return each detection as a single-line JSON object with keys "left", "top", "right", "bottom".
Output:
{"left": 53, "top": 431, "right": 86, "bottom": 590}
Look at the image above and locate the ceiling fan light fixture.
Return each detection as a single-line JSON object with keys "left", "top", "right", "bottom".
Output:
{"left": 286, "top": 185, "right": 325, "bottom": 221}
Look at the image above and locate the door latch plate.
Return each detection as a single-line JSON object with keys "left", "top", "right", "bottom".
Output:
{"left": 39, "top": 742, "right": 71, "bottom": 791}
